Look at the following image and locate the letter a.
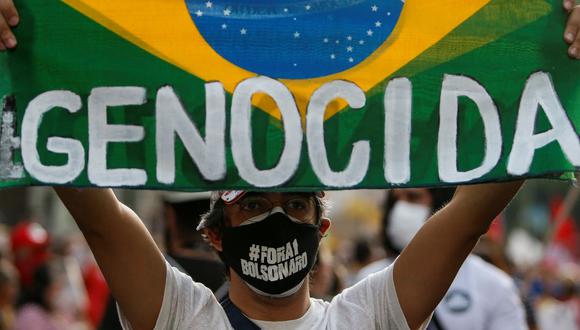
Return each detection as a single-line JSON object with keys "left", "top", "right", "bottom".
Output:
{"left": 508, "top": 72, "right": 580, "bottom": 175}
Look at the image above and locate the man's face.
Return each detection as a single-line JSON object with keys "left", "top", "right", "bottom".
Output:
{"left": 209, "top": 192, "right": 331, "bottom": 298}
{"left": 224, "top": 192, "right": 318, "bottom": 227}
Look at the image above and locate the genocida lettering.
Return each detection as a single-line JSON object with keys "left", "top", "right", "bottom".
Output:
{"left": 1, "top": 72, "right": 579, "bottom": 188}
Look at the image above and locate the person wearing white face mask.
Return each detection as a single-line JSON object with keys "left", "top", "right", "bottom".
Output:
{"left": 356, "top": 188, "right": 528, "bottom": 330}
{"left": 385, "top": 200, "right": 432, "bottom": 253}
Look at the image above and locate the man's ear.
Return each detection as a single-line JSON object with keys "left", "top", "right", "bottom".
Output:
{"left": 203, "top": 228, "right": 223, "bottom": 252}
{"left": 319, "top": 218, "right": 331, "bottom": 236}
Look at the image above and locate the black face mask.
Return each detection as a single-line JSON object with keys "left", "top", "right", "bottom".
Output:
{"left": 221, "top": 209, "right": 320, "bottom": 298}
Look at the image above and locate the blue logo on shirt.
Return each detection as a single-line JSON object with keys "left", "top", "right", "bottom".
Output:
{"left": 443, "top": 289, "right": 472, "bottom": 313}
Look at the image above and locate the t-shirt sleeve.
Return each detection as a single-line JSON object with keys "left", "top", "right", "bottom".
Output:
{"left": 117, "top": 261, "right": 232, "bottom": 330}
{"left": 336, "top": 264, "right": 431, "bottom": 330}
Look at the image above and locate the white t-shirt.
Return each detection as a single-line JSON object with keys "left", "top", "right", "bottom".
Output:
{"left": 119, "top": 261, "right": 428, "bottom": 330}
{"left": 356, "top": 255, "right": 527, "bottom": 330}
{"left": 436, "top": 255, "right": 527, "bottom": 330}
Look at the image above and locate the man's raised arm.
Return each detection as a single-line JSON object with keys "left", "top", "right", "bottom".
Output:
{"left": 393, "top": 181, "right": 524, "bottom": 329}
{"left": 55, "top": 188, "right": 166, "bottom": 330}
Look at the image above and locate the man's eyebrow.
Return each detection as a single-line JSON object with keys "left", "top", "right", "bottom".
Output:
{"left": 285, "top": 193, "right": 313, "bottom": 199}
{"left": 235, "top": 192, "right": 314, "bottom": 203}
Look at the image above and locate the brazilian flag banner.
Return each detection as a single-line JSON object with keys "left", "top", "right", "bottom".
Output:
{"left": 0, "top": 0, "right": 578, "bottom": 191}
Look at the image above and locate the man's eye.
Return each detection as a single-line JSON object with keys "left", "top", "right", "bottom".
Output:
{"left": 242, "top": 202, "right": 259, "bottom": 210}
{"left": 240, "top": 199, "right": 267, "bottom": 211}
{"left": 287, "top": 199, "right": 308, "bottom": 210}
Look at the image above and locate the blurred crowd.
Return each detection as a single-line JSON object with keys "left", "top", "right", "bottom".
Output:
{"left": 0, "top": 182, "right": 577, "bottom": 330}
{"left": 0, "top": 222, "right": 106, "bottom": 330}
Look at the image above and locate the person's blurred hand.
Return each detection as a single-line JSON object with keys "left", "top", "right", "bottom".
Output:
{"left": 564, "top": 0, "right": 580, "bottom": 58}
{"left": 0, "top": 0, "right": 18, "bottom": 51}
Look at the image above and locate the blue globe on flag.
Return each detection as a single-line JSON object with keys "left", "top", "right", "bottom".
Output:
{"left": 186, "top": 0, "right": 404, "bottom": 79}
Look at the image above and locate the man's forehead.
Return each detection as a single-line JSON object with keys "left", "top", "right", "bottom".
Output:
{"left": 218, "top": 191, "right": 322, "bottom": 205}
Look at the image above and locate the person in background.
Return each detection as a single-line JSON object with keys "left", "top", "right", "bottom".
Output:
{"left": 51, "top": 237, "right": 93, "bottom": 329}
{"left": 11, "top": 224, "right": 93, "bottom": 329}
{"left": 356, "top": 188, "right": 528, "bottom": 330}
{"left": 10, "top": 222, "right": 50, "bottom": 290}
{"left": 0, "top": 259, "right": 17, "bottom": 330}
{"left": 531, "top": 263, "right": 580, "bottom": 330}
{"left": 67, "top": 235, "right": 110, "bottom": 329}
{"left": 346, "top": 238, "right": 375, "bottom": 286}
{"left": 13, "top": 263, "right": 63, "bottom": 330}
{"left": 162, "top": 192, "right": 227, "bottom": 294}
{"left": 310, "top": 245, "right": 346, "bottom": 301}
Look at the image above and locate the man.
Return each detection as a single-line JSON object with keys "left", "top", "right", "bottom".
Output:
{"left": 51, "top": 184, "right": 524, "bottom": 330}
{"left": 356, "top": 188, "right": 527, "bottom": 330}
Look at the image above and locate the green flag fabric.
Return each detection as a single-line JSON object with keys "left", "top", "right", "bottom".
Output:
{"left": 0, "top": 0, "right": 578, "bottom": 191}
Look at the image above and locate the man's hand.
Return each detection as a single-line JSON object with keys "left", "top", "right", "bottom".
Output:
{"left": 564, "top": 0, "right": 580, "bottom": 59}
{"left": 0, "top": 0, "right": 18, "bottom": 50}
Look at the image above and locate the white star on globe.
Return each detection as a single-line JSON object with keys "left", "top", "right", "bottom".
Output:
{"left": 305, "top": 4, "right": 311, "bottom": 10}
{"left": 330, "top": 54, "right": 336, "bottom": 59}
{"left": 221, "top": 23, "right": 227, "bottom": 29}
{"left": 205, "top": 1, "right": 213, "bottom": 8}
{"left": 347, "top": 46, "right": 353, "bottom": 52}
{"left": 294, "top": 31, "right": 301, "bottom": 38}
{"left": 195, "top": 10, "right": 203, "bottom": 17}
{"left": 223, "top": 8, "right": 231, "bottom": 16}
{"left": 375, "top": 21, "right": 382, "bottom": 27}
{"left": 371, "top": 5, "right": 379, "bottom": 11}
{"left": 367, "top": 29, "right": 374, "bottom": 36}
{"left": 240, "top": 28, "right": 247, "bottom": 35}
{"left": 348, "top": 57, "right": 354, "bottom": 62}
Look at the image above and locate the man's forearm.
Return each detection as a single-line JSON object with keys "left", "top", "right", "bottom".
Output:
{"left": 54, "top": 187, "right": 123, "bottom": 237}
{"left": 394, "top": 180, "right": 524, "bottom": 329}
{"left": 54, "top": 186, "right": 167, "bottom": 330}
{"left": 451, "top": 181, "right": 524, "bottom": 238}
